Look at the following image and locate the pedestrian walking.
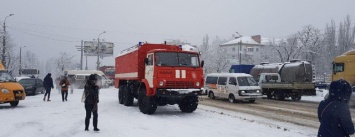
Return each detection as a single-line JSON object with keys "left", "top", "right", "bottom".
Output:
{"left": 43, "top": 73, "right": 54, "bottom": 101}
{"left": 318, "top": 79, "right": 354, "bottom": 137}
{"left": 84, "top": 74, "right": 100, "bottom": 131}
{"left": 59, "top": 76, "right": 71, "bottom": 102}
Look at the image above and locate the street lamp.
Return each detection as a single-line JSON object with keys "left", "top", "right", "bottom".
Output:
{"left": 2, "top": 14, "right": 14, "bottom": 68}
{"left": 96, "top": 31, "right": 106, "bottom": 70}
{"left": 19, "top": 46, "right": 26, "bottom": 75}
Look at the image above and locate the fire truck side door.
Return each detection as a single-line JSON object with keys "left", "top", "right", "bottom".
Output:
{"left": 145, "top": 54, "right": 154, "bottom": 88}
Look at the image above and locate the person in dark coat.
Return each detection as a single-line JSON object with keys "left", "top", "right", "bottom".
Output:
{"left": 318, "top": 79, "right": 354, "bottom": 137}
{"left": 43, "top": 73, "right": 54, "bottom": 101}
{"left": 84, "top": 74, "right": 100, "bottom": 131}
{"left": 59, "top": 76, "right": 71, "bottom": 102}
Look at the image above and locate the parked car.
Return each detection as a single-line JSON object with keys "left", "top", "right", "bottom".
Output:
{"left": 350, "top": 87, "right": 355, "bottom": 108}
{"left": 18, "top": 78, "right": 45, "bottom": 95}
{"left": 315, "top": 81, "right": 330, "bottom": 89}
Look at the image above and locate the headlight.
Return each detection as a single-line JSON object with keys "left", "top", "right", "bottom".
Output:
{"left": 241, "top": 91, "right": 245, "bottom": 94}
{"left": 1, "top": 88, "right": 10, "bottom": 94}
{"left": 159, "top": 81, "right": 164, "bottom": 86}
{"left": 196, "top": 82, "right": 200, "bottom": 86}
{"left": 256, "top": 90, "right": 260, "bottom": 93}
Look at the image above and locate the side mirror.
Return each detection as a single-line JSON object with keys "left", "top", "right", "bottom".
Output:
{"left": 144, "top": 58, "right": 148, "bottom": 65}
{"left": 233, "top": 82, "right": 237, "bottom": 86}
{"left": 201, "top": 60, "right": 204, "bottom": 68}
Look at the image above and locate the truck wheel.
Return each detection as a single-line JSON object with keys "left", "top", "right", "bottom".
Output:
{"left": 10, "top": 101, "right": 19, "bottom": 107}
{"left": 118, "top": 86, "right": 124, "bottom": 104}
{"left": 291, "top": 94, "right": 302, "bottom": 101}
{"left": 274, "top": 92, "right": 285, "bottom": 101}
{"left": 266, "top": 93, "right": 273, "bottom": 99}
{"left": 228, "top": 94, "right": 236, "bottom": 103}
{"left": 179, "top": 96, "right": 198, "bottom": 113}
{"left": 123, "top": 86, "right": 134, "bottom": 106}
{"left": 208, "top": 91, "right": 215, "bottom": 99}
{"left": 138, "top": 88, "right": 157, "bottom": 114}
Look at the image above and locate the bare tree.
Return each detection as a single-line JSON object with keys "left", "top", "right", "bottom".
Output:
{"left": 200, "top": 36, "right": 230, "bottom": 73}
{"left": 337, "top": 15, "right": 355, "bottom": 55}
{"left": 52, "top": 52, "right": 77, "bottom": 77}
{"left": 268, "top": 35, "right": 302, "bottom": 62}
{"left": 298, "top": 25, "right": 323, "bottom": 63}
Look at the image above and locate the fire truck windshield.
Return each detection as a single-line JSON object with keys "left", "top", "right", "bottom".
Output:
{"left": 155, "top": 52, "right": 200, "bottom": 67}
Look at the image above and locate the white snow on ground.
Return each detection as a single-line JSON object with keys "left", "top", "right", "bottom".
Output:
{"left": 0, "top": 87, "right": 318, "bottom": 137}
{"left": 302, "top": 89, "right": 329, "bottom": 102}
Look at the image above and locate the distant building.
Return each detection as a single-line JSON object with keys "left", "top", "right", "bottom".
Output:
{"left": 220, "top": 35, "right": 270, "bottom": 64}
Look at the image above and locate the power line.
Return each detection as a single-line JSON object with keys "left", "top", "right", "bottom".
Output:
{"left": 7, "top": 25, "right": 83, "bottom": 40}
{"left": 9, "top": 21, "right": 203, "bottom": 38}
{"left": 7, "top": 26, "right": 81, "bottom": 43}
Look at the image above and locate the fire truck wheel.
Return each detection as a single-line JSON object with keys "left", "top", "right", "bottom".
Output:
{"left": 10, "top": 101, "right": 19, "bottom": 107}
{"left": 179, "top": 96, "right": 198, "bottom": 113}
{"left": 123, "top": 86, "right": 134, "bottom": 106}
{"left": 118, "top": 86, "right": 124, "bottom": 104}
{"left": 138, "top": 88, "right": 157, "bottom": 114}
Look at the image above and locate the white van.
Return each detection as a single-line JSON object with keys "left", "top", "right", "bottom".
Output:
{"left": 204, "top": 73, "right": 262, "bottom": 103}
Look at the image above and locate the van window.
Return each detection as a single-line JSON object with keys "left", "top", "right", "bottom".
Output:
{"left": 228, "top": 77, "right": 237, "bottom": 85}
{"left": 237, "top": 77, "right": 258, "bottom": 86}
{"left": 217, "top": 77, "right": 227, "bottom": 85}
{"left": 206, "top": 76, "right": 218, "bottom": 84}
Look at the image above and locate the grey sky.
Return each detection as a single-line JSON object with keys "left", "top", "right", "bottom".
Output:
{"left": 1, "top": 0, "right": 354, "bottom": 69}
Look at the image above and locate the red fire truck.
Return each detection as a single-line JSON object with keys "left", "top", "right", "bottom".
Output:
{"left": 115, "top": 42, "right": 204, "bottom": 114}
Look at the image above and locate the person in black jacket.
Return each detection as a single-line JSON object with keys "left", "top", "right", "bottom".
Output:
{"left": 43, "top": 73, "right": 54, "bottom": 101}
{"left": 318, "top": 79, "right": 354, "bottom": 137}
{"left": 84, "top": 74, "right": 100, "bottom": 131}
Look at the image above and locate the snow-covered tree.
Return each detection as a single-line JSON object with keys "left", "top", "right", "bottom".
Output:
{"left": 46, "top": 52, "right": 77, "bottom": 78}
{"left": 200, "top": 36, "right": 229, "bottom": 74}
{"left": 267, "top": 35, "right": 302, "bottom": 63}
{"left": 337, "top": 15, "right": 355, "bottom": 55}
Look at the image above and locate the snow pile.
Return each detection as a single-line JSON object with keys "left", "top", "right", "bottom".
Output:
{"left": 0, "top": 88, "right": 317, "bottom": 137}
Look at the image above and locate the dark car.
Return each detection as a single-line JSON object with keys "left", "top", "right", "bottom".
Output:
{"left": 315, "top": 81, "right": 329, "bottom": 90}
{"left": 18, "top": 78, "right": 45, "bottom": 95}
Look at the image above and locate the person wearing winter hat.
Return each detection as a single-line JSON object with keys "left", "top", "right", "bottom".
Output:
{"left": 83, "top": 74, "right": 100, "bottom": 131}
{"left": 43, "top": 73, "right": 54, "bottom": 101}
{"left": 318, "top": 79, "right": 354, "bottom": 137}
{"left": 59, "top": 76, "right": 71, "bottom": 102}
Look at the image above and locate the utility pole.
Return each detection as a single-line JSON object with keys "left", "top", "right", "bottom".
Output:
{"left": 96, "top": 31, "right": 106, "bottom": 70}
{"left": 19, "top": 46, "right": 26, "bottom": 75}
{"left": 75, "top": 40, "right": 84, "bottom": 70}
{"left": 80, "top": 40, "right": 83, "bottom": 70}
{"left": 85, "top": 55, "right": 88, "bottom": 70}
{"left": 239, "top": 40, "right": 242, "bottom": 64}
{"left": 2, "top": 14, "right": 14, "bottom": 68}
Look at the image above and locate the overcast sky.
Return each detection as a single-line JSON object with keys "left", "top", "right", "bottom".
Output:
{"left": 1, "top": 0, "right": 354, "bottom": 69}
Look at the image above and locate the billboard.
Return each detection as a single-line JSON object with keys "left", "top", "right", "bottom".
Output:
{"left": 83, "top": 41, "right": 114, "bottom": 57}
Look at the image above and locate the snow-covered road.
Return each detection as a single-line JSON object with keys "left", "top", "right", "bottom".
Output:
{"left": 0, "top": 88, "right": 318, "bottom": 137}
